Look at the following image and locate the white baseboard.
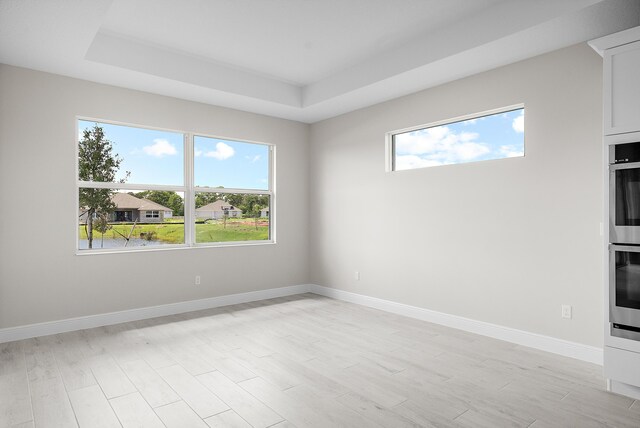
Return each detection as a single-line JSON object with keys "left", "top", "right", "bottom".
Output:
{"left": 0, "top": 284, "right": 312, "bottom": 344}
{"left": 0, "top": 283, "right": 604, "bottom": 366}
{"left": 309, "top": 284, "right": 603, "bottom": 365}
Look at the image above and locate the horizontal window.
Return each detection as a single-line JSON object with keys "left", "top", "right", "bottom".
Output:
{"left": 77, "top": 119, "right": 273, "bottom": 252}
{"left": 390, "top": 107, "right": 524, "bottom": 171}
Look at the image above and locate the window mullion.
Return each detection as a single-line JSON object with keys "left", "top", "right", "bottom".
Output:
{"left": 184, "top": 132, "right": 195, "bottom": 247}
{"left": 194, "top": 188, "right": 271, "bottom": 195}
{"left": 78, "top": 181, "right": 185, "bottom": 192}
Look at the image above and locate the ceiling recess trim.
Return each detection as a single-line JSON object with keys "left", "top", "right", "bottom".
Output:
{"left": 86, "top": 30, "right": 302, "bottom": 108}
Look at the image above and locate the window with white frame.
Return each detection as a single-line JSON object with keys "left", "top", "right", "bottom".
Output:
{"left": 389, "top": 106, "right": 524, "bottom": 171}
{"left": 77, "top": 119, "right": 273, "bottom": 252}
{"left": 193, "top": 135, "right": 270, "bottom": 244}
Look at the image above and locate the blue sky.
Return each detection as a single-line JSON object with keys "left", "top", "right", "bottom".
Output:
{"left": 394, "top": 108, "right": 524, "bottom": 170}
{"left": 78, "top": 120, "right": 269, "bottom": 189}
{"left": 194, "top": 136, "right": 269, "bottom": 190}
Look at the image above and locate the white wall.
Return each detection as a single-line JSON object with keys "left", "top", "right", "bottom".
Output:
{"left": 0, "top": 65, "right": 309, "bottom": 328}
{"left": 309, "top": 43, "right": 604, "bottom": 347}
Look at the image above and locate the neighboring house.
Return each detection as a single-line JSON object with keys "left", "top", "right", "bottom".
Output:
{"left": 79, "top": 193, "right": 173, "bottom": 223}
{"left": 196, "top": 200, "right": 242, "bottom": 219}
{"left": 261, "top": 207, "right": 269, "bottom": 218}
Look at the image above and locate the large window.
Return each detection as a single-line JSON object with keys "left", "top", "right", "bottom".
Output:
{"left": 389, "top": 106, "right": 524, "bottom": 171}
{"left": 77, "top": 119, "right": 273, "bottom": 252}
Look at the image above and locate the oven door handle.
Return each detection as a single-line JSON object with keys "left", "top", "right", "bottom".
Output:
{"left": 610, "top": 244, "right": 640, "bottom": 252}
{"left": 610, "top": 162, "right": 640, "bottom": 171}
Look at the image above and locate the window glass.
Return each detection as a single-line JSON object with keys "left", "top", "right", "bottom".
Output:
{"left": 194, "top": 136, "right": 269, "bottom": 190}
{"left": 78, "top": 120, "right": 184, "bottom": 185}
{"left": 392, "top": 108, "right": 524, "bottom": 171}
{"left": 78, "top": 189, "right": 184, "bottom": 250}
{"left": 195, "top": 193, "right": 270, "bottom": 243}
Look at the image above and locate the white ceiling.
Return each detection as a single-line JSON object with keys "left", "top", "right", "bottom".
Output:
{"left": 100, "top": 0, "right": 503, "bottom": 86}
{"left": 1, "top": 0, "right": 639, "bottom": 123}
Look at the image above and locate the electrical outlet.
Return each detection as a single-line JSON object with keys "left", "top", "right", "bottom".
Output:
{"left": 355, "top": 271, "right": 360, "bottom": 280}
{"left": 195, "top": 275, "right": 201, "bottom": 285}
{"left": 561, "top": 304, "right": 572, "bottom": 319}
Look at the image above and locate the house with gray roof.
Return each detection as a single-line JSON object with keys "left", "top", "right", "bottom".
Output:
{"left": 110, "top": 193, "right": 173, "bottom": 223}
{"left": 195, "top": 200, "right": 242, "bottom": 220}
{"left": 80, "top": 193, "right": 173, "bottom": 223}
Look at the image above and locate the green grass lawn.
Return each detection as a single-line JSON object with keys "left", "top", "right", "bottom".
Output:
{"left": 196, "top": 219, "right": 269, "bottom": 243}
{"left": 79, "top": 218, "right": 269, "bottom": 244}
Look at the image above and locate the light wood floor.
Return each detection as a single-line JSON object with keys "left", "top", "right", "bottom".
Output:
{"left": 1, "top": 293, "right": 639, "bottom": 428}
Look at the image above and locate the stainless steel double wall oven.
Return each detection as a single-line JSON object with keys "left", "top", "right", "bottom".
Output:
{"left": 610, "top": 141, "right": 640, "bottom": 340}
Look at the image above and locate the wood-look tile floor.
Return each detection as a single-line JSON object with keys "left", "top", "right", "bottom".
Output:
{"left": 1, "top": 293, "right": 639, "bottom": 428}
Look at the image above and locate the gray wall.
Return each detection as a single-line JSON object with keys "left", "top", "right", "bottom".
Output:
{"left": 309, "top": 43, "right": 604, "bottom": 347}
{"left": 0, "top": 65, "right": 309, "bottom": 328}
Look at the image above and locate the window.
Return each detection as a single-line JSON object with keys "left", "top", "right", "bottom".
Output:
{"left": 77, "top": 119, "right": 273, "bottom": 252}
{"left": 389, "top": 106, "right": 524, "bottom": 171}
{"left": 193, "top": 135, "right": 270, "bottom": 245}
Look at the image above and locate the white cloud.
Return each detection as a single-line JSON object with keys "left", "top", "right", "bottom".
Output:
{"left": 204, "top": 142, "right": 235, "bottom": 160}
{"left": 143, "top": 139, "right": 177, "bottom": 157}
{"left": 455, "top": 142, "right": 490, "bottom": 160}
{"left": 246, "top": 154, "right": 261, "bottom": 163}
{"left": 395, "top": 126, "right": 490, "bottom": 165}
{"left": 499, "top": 145, "right": 524, "bottom": 158}
{"left": 194, "top": 148, "right": 203, "bottom": 157}
{"left": 512, "top": 111, "right": 524, "bottom": 133}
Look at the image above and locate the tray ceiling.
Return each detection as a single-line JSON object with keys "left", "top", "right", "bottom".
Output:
{"left": 1, "top": 0, "right": 638, "bottom": 123}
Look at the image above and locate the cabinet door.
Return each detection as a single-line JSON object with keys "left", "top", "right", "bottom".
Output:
{"left": 605, "top": 40, "right": 640, "bottom": 135}
{"left": 604, "top": 346, "right": 640, "bottom": 387}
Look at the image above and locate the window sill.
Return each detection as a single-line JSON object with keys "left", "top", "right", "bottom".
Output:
{"left": 75, "top": 240, "right": 276, "bottom": 256}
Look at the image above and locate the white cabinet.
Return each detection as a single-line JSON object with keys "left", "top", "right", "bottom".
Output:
{"left": 604, "top": 346, "right": 640, "bottom": 388}
{"left": 591, "top": 26, "right": 640, "bottom": 400}
{"left": 591, "top": 26, "right": 640, "bottom": 135}
{"left": 605, "top": 40, "right": 640, "bottom": 135}
{"left": 605, "top": 346, "right": 640, "bottom": 400}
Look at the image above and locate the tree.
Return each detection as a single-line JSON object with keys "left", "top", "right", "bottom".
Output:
{"left": 93, "top": 213, "right": 112, "bottom": 248}
{"left": 225, "top": 193, "right": 244, "bottom": 208}
{"left": 166, "top": 192, "right": 184, "bottom": 216}
{"left": 78, "top": 125, "right": 126, "bottom": 249}
{"left": 249, "top": 203, "right": 264, "bottom": 230}
{"left": 239, "top": 194, "right": 269, "bottom": 229}
{"left": 195, "top": 192, "right": 221, "bottom": 209}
